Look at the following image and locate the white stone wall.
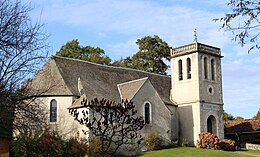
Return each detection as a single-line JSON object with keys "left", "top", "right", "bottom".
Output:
{"left": 132, "top": 80, "right": 177, "bottom": 143}
{"left": 39, "top": 96, "right": 87, "bottom": 139}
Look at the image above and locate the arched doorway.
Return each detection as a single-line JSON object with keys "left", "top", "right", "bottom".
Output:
{"left": 207, "top": 115, "right": 217, "bottom": 134}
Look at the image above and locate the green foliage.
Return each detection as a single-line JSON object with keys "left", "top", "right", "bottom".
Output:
{"left": 56, "top": 39, "right": 111, "bottom": 65}
{"left": 12, "top": 133, "right": 41, "bottom": 157}
{"left": 235, "top": 116, "right": 244, "bottom": 120}
{"left": 196, "top": 132, "right": 220, "bottom": 150}
{"left": 12, "top": 131, "right": 88, "bottom": 157}
{"left": 112, "top": 35, "right": 171, "bottom": 75}
{"left": 144, "top": 132, "right": 163, "bottom": 151}
{"left": 253, "top": 109, "right": 260, "bottom": 119}
{"left": 223, "top": 112, "right": 235, "bottom": 121}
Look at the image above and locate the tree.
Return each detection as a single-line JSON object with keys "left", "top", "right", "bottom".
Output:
{"left": 0, "top": 0, "right": 49, "bottom": 137}
{"left": 69, "top": 98, "right": 144, "bottom": 156}
{"left": 112, "top": 35, "right": 171, "bottom": 75}
{"left": 223, "top": 112, "right": 235, "bottom": 121}
{"left": 215, "top": 0, "right": 260, "bottom": 52}
{"left": 253, "top": 109, "right": 260, "bottom": 119}
{"left": 56, "top": 39, "right": 112, "bottom": 65}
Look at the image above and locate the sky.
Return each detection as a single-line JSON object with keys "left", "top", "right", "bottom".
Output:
{"left": 29, "top": 0, "right": 260, "bottom": 119}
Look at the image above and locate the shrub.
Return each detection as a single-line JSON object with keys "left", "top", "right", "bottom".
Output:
{"left": 144, "top": 132, "right": 163, "bottom": 151}
{"left": 12, "top": 130, "right": 88, "bottom": 157}
{"left": 219, "top": 139, "right": 236, "bottom": 151}
{"left": 196, "top": 132, "right": 220, "bottom": 150}
{"left": 88, "top": 137, "right": 112, "bottom": 157}
{"left": 12, "top": 133, "right": 41, "bottom": 157}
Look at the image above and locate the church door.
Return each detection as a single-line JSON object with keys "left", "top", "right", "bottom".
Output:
{"left": 207, "top": 115, "right": 216, "bottom": 134}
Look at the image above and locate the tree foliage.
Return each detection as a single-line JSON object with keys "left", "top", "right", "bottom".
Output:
{"left": 56, "top": 39, "right": 112, "bottom": 65}
{"left": 0, "top": 0, "right": 49, "bottom": 136}
{"left": 223, "top": 112, "right": 235, "bottom": 121}
{"left": 215, "top": 0, "right": 260, "bottom": 52}
{"left": 69, "top": 98, "right": 144, "bottom": 156}
{"left": 253, "top": 109, "right": 260, "bottom": 119}
{"left": 112, "top": 35, "right": 171, "bottom": 75}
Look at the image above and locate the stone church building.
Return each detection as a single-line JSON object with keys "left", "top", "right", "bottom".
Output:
{"left": 30, "top": 42, "right": 224, "bottom": 146}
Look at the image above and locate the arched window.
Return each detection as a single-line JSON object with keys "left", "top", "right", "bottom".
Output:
{"left": 178, "top": 60, "right": 183, "bottom": 80}
{"left": 187, "top": 58, "right": 191, "bottom": 79}
{"left": 50, "top": 99, "right": 57, "bottom": 122}
{"left": 204, "top": 57, "right": 208, "bottom": 79}
{"left": 211, "top": 59, "right": 215, "bottom": 80}
{"left": 144, "top": 102, "right": 151, "bottom": 125}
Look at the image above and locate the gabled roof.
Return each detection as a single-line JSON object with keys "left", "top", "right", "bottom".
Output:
{"left": 33, "top": 56, "right": 174, "bottom": 106}
{"left": 118, "top": 77, "right": 148, "bottom": 101}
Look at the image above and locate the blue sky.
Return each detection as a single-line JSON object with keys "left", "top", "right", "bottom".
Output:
{"left": 30, "top": 0, "right": 260, "bottom": 118}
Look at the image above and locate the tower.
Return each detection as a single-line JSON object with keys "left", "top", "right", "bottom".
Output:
{"left": 170, "top": 42, "right": 224, "bottom": 145}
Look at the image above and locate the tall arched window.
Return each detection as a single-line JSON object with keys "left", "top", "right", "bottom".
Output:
{"left": 50, "top": 99, "right": 57, "bottom": 122}
{"left": 178, "top": 59, "right": 183, "bottom": 80}
{"left": 211, "top": 59, "right": 215, "bottom": 80}
{"left": 144, "top": 102, "right": 151, "bottom": 125}
{"left": 204, "top": 57, "right": 208, "bottom": 79}
{"left": 187, "top": 58, "right": 191, "bottom": 79}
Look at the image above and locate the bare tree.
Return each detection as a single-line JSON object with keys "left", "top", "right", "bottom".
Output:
{"left": 0, "top": 0, "right": 49, "bottom": 137}
{"left": 215, "top": 0, "right": 260, "bottom": 52}
{"left": 69, "top": 98, "right": 145, "bottom": 156}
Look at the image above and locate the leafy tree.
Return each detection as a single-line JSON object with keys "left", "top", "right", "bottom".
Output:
{"left": 0, "top": 0, "right": 49, "bottom": 138}
{"left": 253, "top": 109, "right": 260, "bottom": 119}
{"left": 223, "top": 112, "right": 235, "bottom": 121}
{"left": 235, "top": 116, "right": 244, "bottom": 120}
{"left": 215, "top": 0, "right": 260, "bottom": 52}
{"left": 56, "top": 39, "right": 112, "bottom": 65}
{"left": 69, "top": 98, "right": 144, "bottom": 157}
{"left": 112, "top": 35, "right": 171, "bottom": 75}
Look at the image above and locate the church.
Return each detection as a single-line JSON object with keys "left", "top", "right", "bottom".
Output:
{"left": 30, "top": 41, "right": 224, "bottom": 147}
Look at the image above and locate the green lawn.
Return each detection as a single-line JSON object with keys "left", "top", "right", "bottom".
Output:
{"left": 137, "top": 147, "right": 258, "bottom": 157}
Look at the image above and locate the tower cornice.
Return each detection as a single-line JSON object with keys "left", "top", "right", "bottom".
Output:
{"left": 171, "top": 42, "right": 223, "bottom": 58}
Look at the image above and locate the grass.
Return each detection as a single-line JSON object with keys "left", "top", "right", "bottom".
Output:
{"left": 137, "top": 147, "right": 257, "bottom": 157}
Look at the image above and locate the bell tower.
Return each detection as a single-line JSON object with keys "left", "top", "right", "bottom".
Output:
{"left": 170, "top": 42, "right": 224, "bottom": 145}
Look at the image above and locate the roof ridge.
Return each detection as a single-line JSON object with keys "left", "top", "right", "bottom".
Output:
{"left": 52, "top": 55, "right": 171, "bottom": 78}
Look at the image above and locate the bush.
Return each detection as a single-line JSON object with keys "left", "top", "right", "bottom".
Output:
{"left": 12, "top": 130, "right": 88, "bottom": 157}
{"left": 12, "top": 133, "right": 41, "bottom": 157}
{"left": 196, "top": 132, "right": 220, "bottom": 150}
{"left": 219, "top": 139, "right": 236, "bottom": 151}
{"left": 144, "top": 132, "right": 163, "bottom": 151}
{"left": 87, "top": 137, "right": 112, "bottom": 157}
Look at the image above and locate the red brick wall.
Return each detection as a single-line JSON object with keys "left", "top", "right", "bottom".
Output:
{"left": 0, "top": 139, "right": 9, "bottom": 157}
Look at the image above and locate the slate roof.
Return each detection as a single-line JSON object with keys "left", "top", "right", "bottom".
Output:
{"left": 118, "top": 77, "right": 148, "bottom": 101}
{"left": 32, "top": 56, "right": 174, "bottom": 106}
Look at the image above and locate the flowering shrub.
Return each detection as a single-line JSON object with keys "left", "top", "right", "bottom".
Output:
{"left": 219, "top": 139, "right": 236, "bottom": 151}
{"left": 196, "top": 132, "right": 220, "bottom": 149}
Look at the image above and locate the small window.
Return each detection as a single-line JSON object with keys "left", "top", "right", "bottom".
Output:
{"left": 187, "top": 58, "right": 191, "bottom": 79}
{"left": 211, "top": 59, "right": 215, "bottom": 80}
{"left": 50, "top": 99, "right": 57, "bottom": 122}
{"left": 204, "top": 57, "right": 208, "bottom": 79}
{"left": 178, "top": 60, "right": 183, "bottom": 80}
{"left": 144, "top": 102, "right": 151, "bottom": 124}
